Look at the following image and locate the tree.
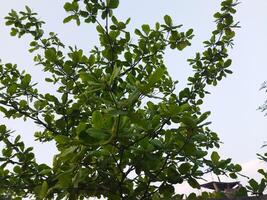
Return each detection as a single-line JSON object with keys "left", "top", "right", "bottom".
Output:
{"left": 0, "top": 0, "right": 241, "bottom": 199}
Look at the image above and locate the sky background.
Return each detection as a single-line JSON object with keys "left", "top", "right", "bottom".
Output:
{"left": 0, "top": 0, "right": 267, "bottom": 195}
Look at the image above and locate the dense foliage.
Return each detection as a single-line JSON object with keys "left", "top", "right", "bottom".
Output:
{"left": 0, "top": 0, "right": 241, "bottom": 199}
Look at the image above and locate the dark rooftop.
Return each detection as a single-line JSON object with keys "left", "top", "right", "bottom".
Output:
{"left": 201, "top": 181, "right": 240, "bottom": 190}
{"left": 208, "top": 196, "right": 267, "bottom": 200}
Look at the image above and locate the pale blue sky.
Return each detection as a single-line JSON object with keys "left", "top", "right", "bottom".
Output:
{"left": 0, "top": 0, "right": 267, "bottom": 186}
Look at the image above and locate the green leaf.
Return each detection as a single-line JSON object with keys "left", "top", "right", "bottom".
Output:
{"left": 197, "top": 111, "right": 211, "bottom": 124}
{"left": 72, "top": 2, "right": 79, "bottom": 11}
{"left": 188, "top": 178, "right": 200, "bottom": 189}
{"left": 45, "top": 48, "right": 57, "bottom": 62}
{"left": 39, "top": 181, "right": 48, "bottom": 199}
{"left": 63, "top": 15, "right": 74, "bottom": 23}
{"left": 187, "top": 193, "right": 197, "bottom": 200}
{"left": 229, "top": 172, "right": 237, "bottom": 179}
{"left": 75, "top": 15, "right": 81, "bottom": 26}
{"left": 211, "top": 151, "right": 220, "bottom": 164}
{"left": 178, "top": 163, "right": 191, "bottom": 175}
{"left": 71, "top": 49, "right": 83, "bottom": 63}
{"left": 45, "top": 78, "right": 53, "bottom": 82}
{"left": 64, "top": 3, "right": 73, "bottom": 12}
{"left": 2, "top": 148, "right": 12, "bottom": 157}
{"left": 159, "top": 184, "right": 175, "bottom": 197}
{"left": 134, "top": 29, "right": 143, "bottom": 37}
{"left": 61, "top": 93, "right": 68, "bottom": 103}
{"left": 183, "top": 143, "right": 196, "bottom": 156}
{"left": 235, "top": 187, "right": 248, "bottom": 197}
{"left": 13, "top": 166, "right": 22, "bottom": 174}
{"left": 180, "top": 115, "right": 197, "bottom": 127}
{"left": 109, "top": 64, "right": 121, "bottom": 84}
{"left": 76, "top": 122, "right": 87, "bottom": 134}
{"left": 57, "top": 171, "right": 72, "bottom": 188}
{"left": 88, "top": 55, "right": 95, "bottom": 65}
{"left": 124, "top": 52, "right": 132, "bottom": 62}
{"left": 225, "top": 69, "right": 233, "bottom": 74}
{"left": 0, "top": 125, "right": 6, "bottom": 133}
{"left": 111, "top": 16, "right": 118, "bottom": 25}
{"left": 7, "top": 84, "right": 17, "bottom": 95}
{"left": 235, "top": 164, "right": 242, "bottom": 172}
{"left": 248, "top": 179, "right": 259, "bottom": 191}
{"left": 258, "top": 179, "right": 266, "bottom": 194}
{"left": 177, "top": 41, "right": 188, "bottom": 50}
{"left": 108, "top": 0, "right": 119, "bottom": 9}
{"left": 164, "top": 15, "right": 172, "bottom": 26}
{"left": 21, "top": 74, "right": 31, "bottom": 87}
{"left": 186, "top": 28, "right": 193, "bottom": 37}
{"left": 19, "top": 100, "right": 28, "bottom": 108}
{"left": 258, "top": 169, "right": 267, "bottom": 178}
{"left": 54, "top": 135, "right": 69, "bottom": 144}
{"left": 150, "top": 138, "right": 162, "bottom": 148}
{"left": 96, "top": 25, "right": 105, "bottom": 34}
{"left": 102, "top": 48, "right": 114, "bottom": 61}
{"left": 224, "top": 59, "right": 232, "bottom": 68}
{"left": 60, "top": 146, "right": 77, "bottom": 158}
{"left": 214, "top": 12, "right": 221, "bottom": 19}
{"left": 141, "top": 24, "right": 150, "bottom": 35}
{"left": 87, "top": 128, "right": 110, "bottom": 140}
{"left": 148, "top": 66, "right": 165, "bottom": 87}
{"left": 167, "top": 167, "right": 182, "bottom": 184}
{"left": 79, "top": 128, "right": 110, "bottom": 144}
{"left": 25, "top": 5, "right": 32, "bottom": 13}
{"left": 10, "top": 28, "right": 18, "bottom": 36}
{"left": 92, "top": 111, "right": 102, "bottom": 128}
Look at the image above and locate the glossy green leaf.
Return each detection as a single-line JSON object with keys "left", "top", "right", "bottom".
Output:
{"left": 64, "top": 3, "right": 73, "bottom": 12}
{"left": 211, "top": 151, "right": 220, "bottom": 164}
{"left": 39, "top": 181, "right": 48, "bottom": 199}
{"left": 21, "top": 74, "right": 31, "bottom": 87}
{"left": 92, "top": 111, "right": 102, "bottom": 128}
{"left": 63, "top": 15, "right": 74, "bottom": 23}
{"left": 109, "top": 64, "right": 121, "bottom": 84}
{"left": 108, "top": 0, "right": 119, "bottom": 9}
{"left": 177, "top": 41, "right": 188, "bottom": 50}
{"left": 164, "top": 15, "right": 172, "bottom": 26}
{"left": 248, "top": 179, "right": 259, "bottom": 191}
{"left": 7, "top": 84, "right": 17, "bottom": 95}
{"left": 178, "top": 163, "right": 191, "bottom": 175}
{"left": 224, "top": 59, "right": 232, "bottom": 68}
{"left": 0, "top": 125, "right": 6, "bottom": 133}
{"left": 141, "top": 24, "right": 150, "bottom": 35}
{"left": 159, "top": 184, "right": 175, "bottom": 197}
{"left": 167, "top": 167, "right": 182, "bottom": 184}
{"left": 76, "top": 122, "right": 87, "bottom": 134}
{"left": 180, "top": 115, "right": 196, "bottom": 127}
{"left": 188, "top": 178, "right": 200, "bottom": 189}
{"left": 183, "top": 143, "right": 197, "bottom": 156}
{"left": 148, "top": 66, "right": 165, "bottom": 87}
{"left": 45, "top": 48, "right": 57, "bottom": 62}
{"left": 13, "top": 166, "right": 22, "bottom": 174}
{"left": 186, "top": 28, "right": 193, "bottom": 37}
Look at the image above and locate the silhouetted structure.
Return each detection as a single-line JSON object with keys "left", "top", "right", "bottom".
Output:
{"left": 200, "top": 181, "right": 267, "bottom": 200}
{"left": 201, "top": 181, "right": 240, "bottom": 192}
